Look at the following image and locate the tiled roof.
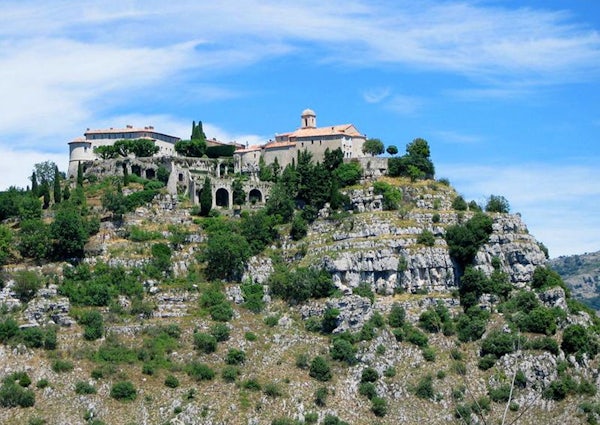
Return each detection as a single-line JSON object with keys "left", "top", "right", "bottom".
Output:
{"left": 289, "top": 124, "right": 363, "bottom": 138}
{"left": 263, "top": 141, "right": 296, "bottom": 149}
{"left": 234, "top": 144, "right": 262, "bottom": 153}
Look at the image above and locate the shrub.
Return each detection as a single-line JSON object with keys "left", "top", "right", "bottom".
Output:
{"left": 295, "top": 353, "right": 309, "bottom": 369}
{"left": 304, "top": 412, "right": 318, "bottom": 424}
{"left": 209, "top": 323, "right": 230, "bottom": 342}
{"left": 12, "top": 270, "right": 42, "bottom": 303}
{"left": 264, "top": 315, "right": 279, "bottom": 327}
{"left": 417, "top": 230, "right": 435, "bottom": 247}
{"left": 209, "top": 302, "right": 234, "bottom": 322}
{"left": 478, "top": 354, "right": 496, "bottom": 371}
{"left": 193, "top": 332, "right": 217, "bottom": 354}
{"left": 422, "top": 346, "right": 436, "bottom": 362}
{"left": 488, "top": 384, "right": 511, "bottom": 403}
{"left": 240, "top": 282, "right": 265, "bottom": 313}
{"left": 221, "top": 366, "right": 239, "bottom": 383}
{"left": 52, "top": 359, "right": 74, "bottom": 373}
{"left": 110, "top": 381, "right": 137, "bottom": 401}
{"left": 264, "top": 382, "right": 282, "bottom": 397}
{"left": 305, "top": 317, "right": 322, "bottom": 333}
{"left": 321, "top": 308, "right": 340, "bottom": 334}
{"left": 480, "top": 331, "right": 517, "bottom": 358}
{"left": 526, "top": 336, "right": 559, "bottom": 355}
{"left": 371, "top": 397, "right": 388, "bottom": 417}
{"left": 187, "top": 362, "right": 215, "bottom": 381}
{"left": 79, "top": 310, "right": 104, "bottom": 341}
{"left": 405, "top": 325, "right": 429, "bottom": 347}
{"left": 75, "top": 381, "right": 96, "bottom": 395}
{"left": 314, "top": 386, "right": 328, "bottom": 406}
{"left": 388, "top": 303, "right": 406, "bottom": 327}
{"left": 330, "top": 337, "right": 357, "bottom": 365}
{"left": 358, "top": 382, "right": 377, "bottom": 400}
{"left": 384, "top": 367, "right": 396, "bottom": 378}
{"left": 0, "top": 381, "right": 35, "bottom": 407}
{"left": 562, "top": 324, "right": 593, "bottom": 355}
{"left": 361, "top": 367, "right": 379, "bottom": 383}
{"left": 242, "top": 378, "right": 261, "bottom": 391}
{"left": 322, "top": 415, "right": 349, "bottom": 425}
{"left": 225, "top": 348, "right": 246, "bottom": 365}
{"left": 309, "top": 356, "right": 332, "bottom": 382}
{"left": 36, "top": 379, "right": 49, "bottom": 389}
{"left": 244, "top": 331, "right": 257, "bottom": 341}
{"left": 456, "top": 313, "right": 488, "bottom": 342}
{"left": 164, "top": 375, "right": 180, "bottom": 388}
{"left": 353, "top": 282, "right": 375, "bottom": 303}
{"left": 542, "top": 376, "right": 578, "bottom": 401}
{"left": 414, "top": 374, "right": 434, "bottom": 400}
{"left": 452, "top": 196, "right": 468, "bottom": 211}
{"left": 432, "top": 213, "right": 440, "bottom": 223}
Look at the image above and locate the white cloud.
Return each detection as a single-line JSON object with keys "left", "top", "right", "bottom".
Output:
{"left": 362, "top": 87, "right": 391, "bottom": 104}
{"left": 385, "top": 95, "right": 424, "bottom": 115}
{"left": 438, "top": 162, "right": 600, "bottom": 257}
{"left": 0, "top": 147, "right": 67, "bottom": 190}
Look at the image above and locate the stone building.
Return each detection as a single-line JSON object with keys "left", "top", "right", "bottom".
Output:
{"left": 234, "top": 109, "right": 367, "bottom": 173}
{"left": 67, "top": 125, "right": 181, "bottom": 178}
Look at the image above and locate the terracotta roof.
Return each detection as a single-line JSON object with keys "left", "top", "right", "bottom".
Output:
{"left": 68, "top": 136, "right": 88, "bottom": 144}
{"left": 234, "top": 144, "right": 262, "bottom": 153}
{"left": 287, "top": 124, "right": 363, "bottom": 139}
{"left": 84, "top": 126, "right": 180, "bottom": 141}
{"left": 263, "top": 141, "right": 296, "bottom": 149}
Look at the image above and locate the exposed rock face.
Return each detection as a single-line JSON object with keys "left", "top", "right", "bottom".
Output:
{"left": 474, "top": 213, "right": 547, "bottom": 286}
{"left": 22, "top": 285, "right": 74, "bottom": 327}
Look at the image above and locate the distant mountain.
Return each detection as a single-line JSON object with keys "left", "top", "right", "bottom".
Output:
{"left": 549, "top": 250, "right": 600, "bottom": 310}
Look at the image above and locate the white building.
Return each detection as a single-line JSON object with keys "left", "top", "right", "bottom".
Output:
{"left": 67, "top": 125, "right": 180, "bottom": 177}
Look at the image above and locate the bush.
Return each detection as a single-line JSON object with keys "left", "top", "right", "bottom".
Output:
{"left": 361, "top": 367, "right": 379, "bottom": 383}
{"left": 110, "top": 381, "right": 137, "bottom": 401}
{"left": 52, "top": 359, "right": 74, "bottom": 373}
{"left": 309, "top": 356, "right": 332, "bottom": 382}
{"left": 225, "top": 348, "right": 246, "bottom": 365}
{"left": 480, "top": 331, "right": 517, "bottom": 358}
{"left": 79, "top": 310, "right": 104, "bottom": 341}
{"left": 422, "top": 346, "right": 436, "bottom": 362}
{"left": 384, "top": 367, "right": 396, "bottom": 378}
{"left": 0, "top": 381, "right": 35, "bottom": 408}
{"left": 164, "top": 375, "right": 180, "bottom": 388}
{"left": 371, "top": 397, "right": 388, "bottom": 417}
{"left": 209, "top": 302, "right": 234, "bottom": 322}
{"left": 562, "top": 324, "right": 594, "bottom": 355}
{"left": 221, "top": 366, "right": 239, "bottom": 383}
{"left": 359, "top": 382, "right": 377, "bottom": 400}
{"left": 330, "top": 337, "right": 357, "bottom": 365}
{"left": 405, "top": 325, "right": 428, "bottom": 347}
{"left": 304, "top": 412, "right": 318, "bottom": 424}
{"left": 417, "top": 230, "right": 435, "bottom": 247}
{"left": 193, "top": 332, "right": 217, "bottom": 354}
{"left": 242, "top": 378, "right": 261, "bottom": 391}
{"left": 321, "top": 308, "right": 340, "bottom": 334}
{"left": 314, "top": 386, "right": 329, "bottom": 406}
{"left": 187, "top": 362, "right": 215, "bottom": 381}
{"left": 542, "top": 376, "right": 577, "bottom": 401}
{"left": 264, "top": 382, "right": 282, "bottom": 397}
{"left": 264, "top": 315, "right": 279, "bottom": 327}
{"left": 210, "top": 323, "right": 230, "bottom": 342}
{"left": 478, "top": 354, "right": 496, "bottom": 370}
{"left": 75, "top": 381, "right": 96, "bottom": 395}
{"left": 414, "top": 374, "right": 434, "bottom": 400}
{"left": 353, "top": 282, "right": 375, "bottom": 303}
{"left": 295, "top": 353, "right": 309, "bottom": 369}
{"left": 388, "top": 303, "right": 406, "bottom": 328}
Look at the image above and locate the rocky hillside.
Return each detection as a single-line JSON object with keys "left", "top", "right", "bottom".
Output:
{"left": 550, "top": 251, "right": 600, "bottom": 310}
{"left": 0, "top": 176, "right": 599, "bottom": 425}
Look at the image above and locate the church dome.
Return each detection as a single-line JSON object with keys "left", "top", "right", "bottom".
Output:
{"left": 301, "top": 108, "right": 316, "bottom": 117}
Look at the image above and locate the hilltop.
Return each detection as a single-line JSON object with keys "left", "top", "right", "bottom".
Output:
{"left": 550, "top": 251, "right": 600, "bottom": 311}
{"left": 0, "top": 141, "right": 599, "bottom": 425}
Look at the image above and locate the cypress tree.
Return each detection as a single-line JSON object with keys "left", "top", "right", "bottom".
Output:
{"left": 123, "top": 164, "right": 130, "bottom": 186}
{"left": 31, "top": 172, "right": 38, "bottom": 197}
{"left": 77, "top": 162, "right": 84, "bottom": 187}
{"left": 41, "top": 182, "right": 50, "bottom": 209}
{"left": 63, "top": 184, "right": 71, "bottom": 201}
{"left": 200, "top": 177, "right": 212, "bottom": 216}
{"left": 53, "top": 166, "right": 61, "bottom": 204}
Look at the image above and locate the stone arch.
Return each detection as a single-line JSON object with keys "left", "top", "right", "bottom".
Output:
{"left": 215, "top": 188, "right": 230, "bottom": 208}
{"left": 145, "top": 168, "right": 156, "bottom": 179}
{"left": 248, "top": 188, "right": 263, "bottom": 204}
{"left": 131, "top": 164, "right": 142, "bottom": 177}
{"left": 178, "top": 173, "right": 184, "bottom": 182}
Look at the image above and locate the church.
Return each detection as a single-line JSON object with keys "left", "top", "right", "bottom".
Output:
{"left": 233, "top": 109, "right": 367, "bottom": 173}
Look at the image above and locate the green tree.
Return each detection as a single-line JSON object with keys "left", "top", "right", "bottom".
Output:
{"left": 175, "top": 139, "right": 206, "bottom": 157}
{"left": 362, "top": 138, "right": 385, "bottom": 156}
{"left": 40, "top": 181, "right": 50, "bottom": 209}
{"left": 199, "top": 177, "right": 212, "bottom": 216}
{"left": 53, "top": 165, "right": 61, "bottom": 204}
{"left": 30, "top": 171, "right": 38, "bottom": 196}
{"left": 202, "top": 231, "right": 251, "bottom": 281}
{"left": 309, "top": 356, "right": 332, "bottom": 381}
{"left": 386, "top": 145, "right": 398, "bottom": 156}
{"left": 94, "top": 145, "right": 119, "bottom": 159}
{"left": 77, "top": 162, "right": 84, "bottom": 187}
{"left": 0, "top": 225, "right": 13, "bottom": 267}
{"left": 129, "top": 139, "right": 159, "bottom": 157}
{"left": 50, "top": 205, "right": 89, "bottom": 260}
{"left": 18, "top": 219, "right": 51, "bottom": 262}
{"left": 334, "top": 161, "right": 362, "bottom": 187}
{"left": 445, "top": 213, "right": 493, "bottom": 271}
{"left": 265, "top": 182, "right": 295, "bottom": 223}
{"left": 33, "top": 161, "right": 57, "bottom": 186}
{"left": 12, "top": 270, "right": 41, "bottom": 303}
{"left": 232, "top": 178, "right": 246, "bottom": 206}
{"left": 485, "top": 195, "right": 510, "bottom": 213}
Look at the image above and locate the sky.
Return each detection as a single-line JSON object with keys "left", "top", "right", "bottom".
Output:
{"left": 0, "top": 0, "right": 599, "bottom": 258}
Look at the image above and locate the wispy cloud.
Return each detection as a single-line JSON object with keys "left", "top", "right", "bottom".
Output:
{"left": 433, "top": 130, "right": 483, "bottom": 145}
{"left": 362, "top": 87, "right": 391, "bottom": 104}
{"left": 438, "top": 161, "right": 600, "bottom": 257}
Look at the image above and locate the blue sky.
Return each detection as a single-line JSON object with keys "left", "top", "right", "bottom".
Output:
{"left": 0, "top": 0, "right": 599, "bottom": 257}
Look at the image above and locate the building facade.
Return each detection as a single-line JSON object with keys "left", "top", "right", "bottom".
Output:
{"left": 234, "top": 109, "right": 367, "bottom": 173}
{"left": 67, "top": 125, "right": 181, "bottom": 177}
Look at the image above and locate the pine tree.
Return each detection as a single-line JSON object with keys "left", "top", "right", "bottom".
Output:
{"left": 53, "top": 166, "right": 61, "bottom": 204}
{"left": 200, "top": 177, "right": 212, "bottom": 216}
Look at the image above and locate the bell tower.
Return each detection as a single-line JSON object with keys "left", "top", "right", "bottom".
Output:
{"left": 301, "top": 108, "right": 316, "bottom": 129}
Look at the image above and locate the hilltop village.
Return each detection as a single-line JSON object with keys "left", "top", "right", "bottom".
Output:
{"left": 68, "top": 109, "right": 380, "bottom": 209}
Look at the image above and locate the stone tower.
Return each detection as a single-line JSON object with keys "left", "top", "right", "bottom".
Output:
{"left": 301, "top": 108, "right": 316, "bottom": 129}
